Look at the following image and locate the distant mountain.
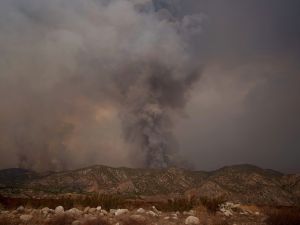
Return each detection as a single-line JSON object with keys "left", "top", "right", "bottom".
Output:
{"left": 0, "top": 164, "right": 299, "bottom": 206}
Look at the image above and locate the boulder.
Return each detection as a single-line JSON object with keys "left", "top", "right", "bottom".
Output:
{"left": 101, "top": 209, "right": 108, "bottom": 215}
{"left": 185, "top": 216, "right": 200, "bottom": 225}
{"left": 66, "top": 208, "right": 82, "bottom": 216}
{"left": 84, "top": 207, "right": 90, "bottom": 213}
{"left": 96, "top": 206, "right": 102, "bottom": 211}
{"left": 55, "top": 206, "right": 64, "bottom": 214}
{"left": 136, "top": 208, "right": 145, "bottom": 214}
{"left": 88, "top": 208, "right": 96, "bottom": 213}
{"left": 41, "top": 207, "right": 50, "bottom": 215}
{"left": 16, "top": 206, "right": 25, "bottom": 213}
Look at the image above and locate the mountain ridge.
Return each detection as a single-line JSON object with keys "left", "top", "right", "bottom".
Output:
{"left": 0, "top": 164, "right": 299, "bottom": 206}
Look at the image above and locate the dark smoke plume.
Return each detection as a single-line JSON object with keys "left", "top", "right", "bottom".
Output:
{"left": 120, "top": 63, "right": 200, "bottom": 168}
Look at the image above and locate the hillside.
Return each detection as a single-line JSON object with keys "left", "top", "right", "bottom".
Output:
{"left": 0, "top": 164, "right": 299, "bottom": 206}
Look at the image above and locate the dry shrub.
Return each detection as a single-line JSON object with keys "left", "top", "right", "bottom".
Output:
{"left": 77, "top": 194, "right": 126, "bottom": 210}
{"left": 239, "top": 204, "right": 260, "bottom": 214}
{"left": 0, "top": 194, "right": 126, "bottom": 210}
{"left": 195, "top": 206, "right": 228, "bottom": 225}
{"left": 264, "top": 207, "right": 300, "bottom": 225}
{"left": 210, "top": 216, "right": 229, "bottom": 225}
{"left": 199, "top": 196, "right": 225, "bottom": 214}
{"left": 156, "top": 197, "right": 197, "bottom": 212}
{"left": 82, "top": 217, "right": 111, "bottom": 225}
{"left": 120, "top": 217, "right": 149, "bottom": 225}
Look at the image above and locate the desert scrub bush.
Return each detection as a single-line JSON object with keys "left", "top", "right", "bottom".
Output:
{"left": 77, "top": 194, "right": 126, "bottom": 210}
{"left": 264, "top": 207, "right": 300, "bottom": 225}
{"left": 156, "top": 197, "right": 198, "bottom": 212}
{"left": 82, "top": 217, "right": 111, "bottom": 225}
{"left": 120, "top": 216, "right": 148, "bottom": 225}
{"left": 45, "top": 214, "right": 74, "bottom": 225}
{"left": 199, "top": 196, "right": 226, "bottom": 214}
{"left": 0, "top": 215, "right": 20, "bottom": 225}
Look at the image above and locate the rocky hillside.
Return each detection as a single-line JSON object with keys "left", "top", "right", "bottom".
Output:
{"left": 0, "top": 164, "right": 299, "bottom": 206}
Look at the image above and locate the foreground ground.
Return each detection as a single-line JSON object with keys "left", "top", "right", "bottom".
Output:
{"left": 2, "top": 201, "right": 300, "bottom": 225}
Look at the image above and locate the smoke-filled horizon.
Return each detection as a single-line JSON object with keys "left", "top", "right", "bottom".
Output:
{"left": 0, "top": 0, "right": 299, "bottom": 173}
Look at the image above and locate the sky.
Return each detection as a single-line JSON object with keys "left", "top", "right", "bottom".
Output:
{"left": 0, "top": 0, "right": 299, "bottom": 173}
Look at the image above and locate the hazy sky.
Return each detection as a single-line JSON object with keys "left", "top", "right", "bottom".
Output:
{"left": 0, "top": 0, "right": 299, "bottom": 173}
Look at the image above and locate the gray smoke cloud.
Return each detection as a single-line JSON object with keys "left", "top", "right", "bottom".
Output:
{"left": 0, "top": 0, "right": 202, "bottom": 170}
{"left": 2, "top": 0, "right": 299, "bottom": 173}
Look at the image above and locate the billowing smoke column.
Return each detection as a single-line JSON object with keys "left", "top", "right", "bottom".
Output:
{"left": 0, "top": 0, "right": 203, "bottom": 170}
{"left": 121, "top": 64, "right": 200, "bottom": 168}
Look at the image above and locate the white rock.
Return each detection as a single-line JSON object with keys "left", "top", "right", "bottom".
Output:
{"left": 115, "top": 208, "right": 129, "bottom": 216}
{"left": 20, "top": 214, "right": 33, "bottom": 222}
{"left": 72, "top": 220, "right": 81, "bottom": 225}
{"left": 96, "top": 206, "right": 102, "bottom": 211}
{"left": 146, "top": 210, "right": 158, "bottom": 217}
{"left": 164, "top": 216, "right": 170, "bottom": 220}
{"left": 84, "top": 207, "right": 90, "bottom": 213}
{"left": 16, "top": 206, "right": 25, "bottom": 213}
{"left": 55, "top": 206, "right": 64, "bottom": 214}
{"left": 223, "top": 210, "right": 233, "bottom": 217}
{"left": 185, "top": 216, "right": 200, "bottom": 225}
{"left": 136, "top": 208, "right": 145, "bottom": 214}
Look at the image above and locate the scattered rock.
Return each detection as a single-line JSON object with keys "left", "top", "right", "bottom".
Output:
{"left": 88, "top": 208, "right": 96, "bottom": 213}
{"left": 136, "top": 208, "right": 145, "bottom": 213}
{"left": 16, "top": 206, "right": 25, "bottom": 213}
{"left": 96, "top": 206, "right": 102, "bottom": 211}
{"left": 20, "top": 214, "right": 33, "bottom": 222}
{"left": 164, "top": 216, "right": 170, "bottom": 220}
{"left": 67, "top": 208, "right": 82, "bottom": 216}
{"left": 115, "top": 208, "right": 129, "bottom": 216}
{"left": 110, "top": 209, "right": 117, "bottom": 214}
{"left": 220, "top": 208, "right": 233, "bottom": 217}
{"left": 146, "top": 210, "right": 158, "bottom": 217}
{"left": 101, "top": 209, "right": 108, "bottom": 215}
{"left": 55, "top": 206, "right": 64, "bottom": 214}
{"left": 185, "top": 216, "right": 200, "bottom": 225}
{"left": 183, "top": 210, "right": 195, "bottom": 216}
{"left": 41, "top": 207, "right": 50, "bottom": 215}
{"left": 152, "top": 206, "right": 161, "bottom": 214}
